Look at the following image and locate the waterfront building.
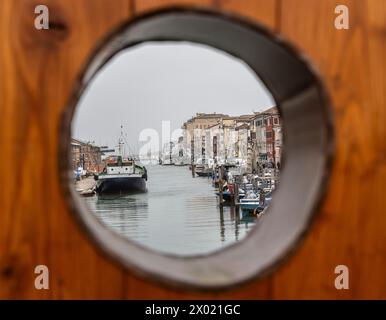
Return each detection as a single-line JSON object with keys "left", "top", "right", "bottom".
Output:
{"left": 235, "top": 123, "right": 251, "bottom": 171}
{"left": 177, "top": 107, "right": 282, "bottom": 171}
{"left": 182, "top": 113, "right": 228, "bottom": 164}
{"left": 252, "top": 106, "right": 282, "bottom": 167}
{"left": 205, "top": 122, "right": 221, "bottom": 165}
{"left": 71, "top": 138, "right": 103, "bottom": 173}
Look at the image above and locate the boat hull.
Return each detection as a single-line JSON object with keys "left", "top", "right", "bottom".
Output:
{"left": 96, "top": 176, "right": 146, "bottom": 195}
{"left": 239, "top": 198, "right": 264, "bottom": 212}
{"left": 196, "top": 171, "right": 212, "bottom": 177}
{"left": 240, "top": 203, "right": 263, "bottom": 210}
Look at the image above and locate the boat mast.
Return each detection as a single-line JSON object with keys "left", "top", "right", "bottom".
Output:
{"left": 169, "top": 141, "right": 172, "bottom": 163}
{"left": 118, "top": 125, "right": 125, "bottom": 157}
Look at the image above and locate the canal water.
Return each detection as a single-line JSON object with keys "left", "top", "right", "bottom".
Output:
{"left": 84, "top": 165, "right": 257, "bottom": 256}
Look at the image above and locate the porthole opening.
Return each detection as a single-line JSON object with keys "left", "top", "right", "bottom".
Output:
{"left": 71, "top": 41, "right": 280, "bottom": 256}
{"left": 60, "top": 8, "right": 333, "bottom": 290}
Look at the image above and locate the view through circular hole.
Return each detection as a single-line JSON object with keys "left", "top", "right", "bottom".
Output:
{"left": 71, "top": 41, "right": 280, "bottom": 256}
{"left": 63, "top": 10, "right": 332, "bottom": 288}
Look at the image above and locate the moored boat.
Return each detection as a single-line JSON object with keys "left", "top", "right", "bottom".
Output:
{"left": 94, "top": 126, "right": 147, "bottom": 195}
{"left": 195, "top": 164, "right": 212, "bottom": 177}
{"left": 239, "top": 190, "right": 264, "bottom": 213}
{"left": 95, "top": 156, "right": 147, "bottom": 195}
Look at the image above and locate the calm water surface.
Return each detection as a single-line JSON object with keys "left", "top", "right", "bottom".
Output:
{"left": 85, "top": 165, "right": 257, "bottom": 255}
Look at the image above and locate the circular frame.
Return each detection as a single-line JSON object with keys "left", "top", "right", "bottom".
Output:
{"left": 59, "top": 7, "right": 334, "bottom": 290}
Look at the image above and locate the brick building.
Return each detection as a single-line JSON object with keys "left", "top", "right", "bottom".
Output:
{"left": 253, "top": 106, "right": 282, "bottom": 166}
{"left": 71, "top": 138, "right": 104, "bottom": 173}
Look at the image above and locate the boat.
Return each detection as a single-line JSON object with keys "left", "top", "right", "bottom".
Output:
{"left": 239, "top": 190, "right": 264, "bottom": 213}
{"left": 94, "top": 127, "right": 147, "bottom": 195}
{"left": 195, "top": 164, "right": 212, "bottom": 177}
{"left": 174, "top": 158, "right": 185, "bottom": 166}
{"left": 215, "top": 183, "right": 245, "bottom": 203}
{"left": 239, "top": 199, "right": 264, "bottom": 212}
{"left": 216, "top": 190, "right": 231, "bottom": 202}
{"left": 77, "top": 189, "right": 96, "bottom": 197}
{"left": 95, "top": 156, "right": 147, "bottom": 195}
{"left": 216, "top": 191, "right": 246, "bottom": 203}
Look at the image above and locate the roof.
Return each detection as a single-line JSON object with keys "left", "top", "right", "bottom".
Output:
{"left": 71, "top": 138, "right": 101, "bottom": 149}
{"left": 252, "top": 106, "right": 279, "bottom": 119}
{"left": 207, "top": 122, "right": 220, "bottom": 130}
{"left": 194, "top": 112, "right": 228, "bottom": 119}
{"left": 235, "top": 123, "right": 250, "bottom": 130}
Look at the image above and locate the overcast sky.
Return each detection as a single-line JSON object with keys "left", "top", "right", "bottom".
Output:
{"left": 72, "top": 42, "right": 275, "bottom": 153}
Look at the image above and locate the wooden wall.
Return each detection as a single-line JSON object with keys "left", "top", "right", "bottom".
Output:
{"left": 0, "top": 0, "right": 385, "bottom": 299}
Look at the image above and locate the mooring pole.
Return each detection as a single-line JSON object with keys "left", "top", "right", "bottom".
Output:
{"left": 218, "top": 166, "right": 225, "bottom": 206}
{"left": 191, "top": 163, "right": 196, "bottom": 178}
{"left": 234, "top": 182, "right": 239, "bottom": 207}
{"left": 259, "top": 188, "right": 265, "bottom": 206}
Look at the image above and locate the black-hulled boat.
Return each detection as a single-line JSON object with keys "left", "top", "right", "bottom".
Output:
{"left": 94, "top": 126, "right": 147, "bottom": 195}
{"left": 95, "top": 156, "right": 147, "bottom": 195}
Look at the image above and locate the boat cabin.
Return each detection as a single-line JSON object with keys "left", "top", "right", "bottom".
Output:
{"left": 105, "top": 156, "right": 135, "bottom": 175}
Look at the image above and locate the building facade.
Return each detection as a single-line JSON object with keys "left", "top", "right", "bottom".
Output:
{"left": 71, "top": 138, "right": 103, "bottom": 173}
{"left": 168, "top": 107, "right": 282, "bottom": 173}
{"left": 253, "top": 106, "right": 282, "bottom": 167}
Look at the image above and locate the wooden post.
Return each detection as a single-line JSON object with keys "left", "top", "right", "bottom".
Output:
{"left": 191, "top": 163, "right": 195, "bottom": 178}
{"left": 218, "top": 165, "right": 225, "bottom": 206}
{"left": 218, "top": 179, "right": 224, "bottom": 206}
{"left": 233, "top": 182, "right": 239, "bottom": 207}
{"left": 259, "top": 189, "right": 265, "bottom": 207}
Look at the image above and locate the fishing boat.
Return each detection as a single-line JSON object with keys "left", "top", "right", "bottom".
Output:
{"left": 94, "top": 127, "right": 147, "bottom": 195}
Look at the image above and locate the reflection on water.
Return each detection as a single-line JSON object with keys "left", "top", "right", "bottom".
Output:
{"left": 84, "top": 165, "right": 257, "bottom": 255}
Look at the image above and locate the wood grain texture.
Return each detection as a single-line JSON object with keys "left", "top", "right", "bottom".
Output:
{"left": 0, "top": 0, "right": 385, "bottom": 299}
{"left": 272, "top": 0, "right": 386, "bottom": 299}
{"left": 0, "top": 0, "right": 131, "bottom": 299}
{"left": 135, "top": 0, "right": 277, "bottom": 28}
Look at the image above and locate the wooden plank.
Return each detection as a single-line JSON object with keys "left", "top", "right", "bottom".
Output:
{"left": 216, "top": 0, "right": 277, "bottom": 29}
{"left": 135, "top": 0, "right": 277, "bottom": 29}
{"left": 0, "top": 0, "right": 131, "bottom": 299}
{"left": 271, "top": 0, "right": 386, "bottom": 298}
{"left": 134, "top": 0, "right": 218, "bottom": 14}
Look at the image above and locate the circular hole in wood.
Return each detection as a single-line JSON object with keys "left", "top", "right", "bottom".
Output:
{"left": 71, "top": 40, "right": 277, "bottom": 256}
{"left": 59, "top": 8, "right": 334, "bottom": 290}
